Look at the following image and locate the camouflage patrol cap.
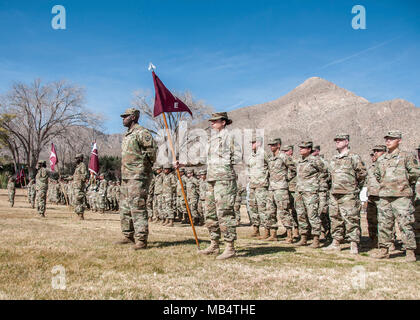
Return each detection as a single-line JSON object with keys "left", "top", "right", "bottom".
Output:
{"left": 267, "top": 138, "right": 282, "bottom": 145}
{"left": 384, "top": 130, "right": 402, "bottom": 139}
{"left": 198, "top": 169, "right": 207, "bottom": 175}
{"left": 153, "top": 165, "right": 163, "bottom": 170}
{"left": 208, "top": 112, "right": 232, "bottom": 125}
{"left": 314, "top": 145, "right": 320, "bottom": 151}
{"left": 372, "top": 145, "right": 387, "bottom": 152}
{"left": 281, "top": 145, "right": 294, "bottom": 151}
{"left": 251, "top": 136, "right": 264, "bottom": 144}
{"left": 75, "top": 153, "right": 84, "bottom": 159}
{"left": 298, "top": 141, "right": 313, "bottom": 148}
{"left": 37, "top": 160, "right": 46, "bottom": 165}
{"left": 163, "top": 164, "right": 172, "bottom": 170}
{"left": 120, "top": 107, "right": 140, "bottom": 118}
{"left": 186, "top": 168, "right": 195, "bottom": 174}
{"left": 334, "top": 133, "right": 350, "bottom": 141}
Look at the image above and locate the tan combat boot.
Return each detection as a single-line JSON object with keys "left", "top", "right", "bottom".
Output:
{"left": 310, "top": 235, "right": 320, "bottom": 248}
{"left": 250, "top": 226, "right": 260, "bottom": 237}
{"left": 372, "top": 247, "right": 389, "bottom": 259}
{"left": 293, "top": 227, "right": 299, "bottom": 239}
{"left": 296, "top": 234, "right": 307, "bottom": 246}
{"left": 283, "top": 229, "right": 293, "bottom": 243}
{"left": 148, "top": 217, "right": 152, "bottom": 222}
{"left": 167, "top": 219, "right": 174, "bottom": 227}
{"left": 350, "top": 242, "right": 359, "bottom": 254}
{"left": 216, "top": 241, "right": 236, "bottom": 260}
{"left": 389, "top": 242, "right": 396, "bottom": 252}
{"left": 114, "top": 235, "right": 135, "bottom": 245}
{"left": 405, "top": 250, "right": 416, "bottom": 262}
{"left": 322, "top": 239, "right": 341, "bottom": 251}
{"left": 258, "top": 228, "right": 270, "bottom": 240}
{"left": 199, "top": 240, "right": 220, "bottom": 255}
{"left": 267, "top": 229, "right": 278, "bottom": 241}
{"left": 133, "top": 240, "right": 147, "bottom": 250}
{"left": 79, "top": 214, "right": 84, "bottom": 220}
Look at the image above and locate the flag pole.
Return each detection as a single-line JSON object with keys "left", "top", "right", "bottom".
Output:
{"left": 161, "top": 112, "right": 200, "bottom": 249}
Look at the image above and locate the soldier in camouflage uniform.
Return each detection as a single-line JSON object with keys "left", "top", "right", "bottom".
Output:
{"left": 35, "top": 160, "right": 49, "bottom": 217}
{"left": 72, "top": 154, "right": 88, "bottom": 220}
{"left": 234, "top": 180, "right": 246, "bottom": 226}
{"left": 115, "top": 108, "right": 156, "bottom": 250}
{"left": 282, "top": 145, "right": 299, "bottom": 239}
{"left": 365, "top": 145, "right": 386, "bottom": 248}
{"left": 266, "top": 138, "right": 295, "bottom": 243}
{"left": 312, "top": 145, "right": 332, "bottom": 241}
{"left": 185, "top": 168, "right": 200, "bottom": 225}
{"left": 372, "top": 131, "right": 419, "bottom": 262}
{"left": 27, "top": 177, "right": 36, "bottom": 209}
{"left": 153, "top": 166, "right": 164, "bottom": 223}
{"left": 295, "top": 141, "right": 328, "bottom": 248}
{"left": 161, "top": 164, "right": 177, "bottom": 227}
{"left": 7, "top": 176, "right": 16, "bottom": 207}
{"left": 115, "top": 181, "right": 121, "bottom": 211}
{"left": 198, "top": 169, "right": 208, "bottom": 225}
{"left": 107, "top": 181, "right": 114, "bottom": 211}
{"left": 147, "top": 168, "right": 157, "bottom": 222}
{"left": 247, "top": 137, "right": 270, "bottom": 239}
{"left": 176, "top": 168, "right": 189, "bottom": 224}
{"left": 97, "top": 173, "right": 107, "bottom": 213}
{"left": 197, "top": 112, "right": 241, "bottom": 260}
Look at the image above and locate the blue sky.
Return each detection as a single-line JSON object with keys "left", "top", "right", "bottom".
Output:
{"left": 0, "top": 0, "right": 419, "bottom": 133}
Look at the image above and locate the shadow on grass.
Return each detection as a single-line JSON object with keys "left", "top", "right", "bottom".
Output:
{"left": 151, "top": 238, "right": 200, "bottom": 248}
{"left": 238, "top": 245, "right": 296, "bottom": 257}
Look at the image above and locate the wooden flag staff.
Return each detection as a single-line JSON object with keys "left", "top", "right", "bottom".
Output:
{"left": 161, "top": 112, "right": 200, "bottom": 249}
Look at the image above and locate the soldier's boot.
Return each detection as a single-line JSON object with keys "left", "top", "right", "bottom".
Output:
{"left": 372, "top": 247, "right": 389, "bottom": 259}
{"left": 133, "top": 240, "right": 147, "bottom": 250}
{"left": 148, "top": 217, "right": 152, "bottom": 222}
{"left": 322, "top": 239, "right": 341, "bottom": 251}
{"left": 79, "top": 213, "right": 84, "bottom": 220}
{"left": 389, "top": 242, "right": 396, "bottom": 252}
{"left": 319, "top": 232, "right": 326, "bottom": 241}
{"left": 198, "top": 240, "right": 220, "bottom": 255}
{"left": 284, "top": 229, "right": 293, "bottom": 243}
{"left": 163, "top": 218, "right": 170, "bottom": 226}
{"left": 350, "top": 242, "right": 359, "bottom": 254}
{"left": 405, "top": 250, "right": 416, "bottom": 262}
{"left": 167, "top": 219, "right": 174, "bottom": 227}
{"left": 100, "top": 209, "right": 105, "bottom": 214}
{"left": 114, "top": 235, "right": 135, "bottom": 245}
{"left": 267, "top": 229, "right": 278, "bottom": 241}
{"left": 293, "top": 227, "right": 299, "bottom": 239}
{"left": 216, "top": 241, "right": 236, "bottom": 260}
{"left": 258, "top": 228, "right": 270, "bottom": 240}
{"left": 296, "top": 235, "right": 307, "bottom": 246}
{"left": 250, "top": 226, "right": 260, "bottom": 238}
{"left": 310, "top": 235, "right": 320, "bottom": 248}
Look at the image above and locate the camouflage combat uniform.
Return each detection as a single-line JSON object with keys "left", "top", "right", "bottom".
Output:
{"left": 234, "top": 182, "right": 246, "bottom": 224}
{"left": 329, "top": 149, "right": 366, "bottom": 244}
{"left": 98, "top": 178, "right": 108, "bottom": 212}
{"left": 295, "top": 144, "right": 327, "bottom": 237}
{"left": 120, "top": 122, "right": 156, "bottom": 242}
{"left": 266, "top": 144, "right": 294, "bottom": 231}
{"left": 205, "top": 127, "right": 241, "bottom": 242}
{"left": 154, "top": 171, "right": 164, "bottom": 221}
{"left": 35, "top": 164, "right": 49, "bottom": 216}
{"left": 7, "top": 178, "right": 16, "bottom": 207}
{"left": 198, "top": 171, "right": 208, "bottom": 223}
{"left": 248, "top": 147, "right": 270, "bottom": 229}
{"left": 176, "top": 169, "right": 188, "bottom": 222}
{"left": 72, "top": 160, "right": 88, "bottom": 217}
{"left": 375, "top": 147, "right": 420, "bottom": 251}
{"left": 147, "top": 173, "right": 156, "bottom": 218}
{"left": 185, "top": 170, "right": 200, "bottom": 221}
{"left": 317, "top": 155, "right": 331, "bottom": 237}
{"left": 28, "top": 179, "right": 36, "bottom": 208}
{"left": 162, "top": 168, "right": 177, "bottom": 220}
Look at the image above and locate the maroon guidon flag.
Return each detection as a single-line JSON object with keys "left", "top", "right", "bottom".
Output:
{"left": 50, "top": 143, "right": 58, "bottom": 171}
{"left": 152, "top": 71, "right": 193, "bottom": 117}
{"left": 88, "top": 142, "right": 99, "bottom": 176}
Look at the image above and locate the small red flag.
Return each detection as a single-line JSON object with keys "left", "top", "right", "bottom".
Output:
{"left": 50, "top": 143, "right": 58, "bottom": 171}
{"left": 152, "top": 71, "right": 193, "bottom": 117}
{"left": 88, "top": 142, "right": 99, "bottom": 176}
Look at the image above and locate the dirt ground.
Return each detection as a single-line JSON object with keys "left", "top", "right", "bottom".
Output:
{"left": 0, "top": 189, "right": 419, "bottom": 300}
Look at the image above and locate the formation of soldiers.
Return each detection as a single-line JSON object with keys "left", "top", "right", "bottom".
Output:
{"left": 5, "top": 109, "right": 420, "bottom": 263}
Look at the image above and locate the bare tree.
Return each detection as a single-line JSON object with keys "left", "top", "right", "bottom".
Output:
{"left": 0, "top": 79, "right": 103, "bottom": 176}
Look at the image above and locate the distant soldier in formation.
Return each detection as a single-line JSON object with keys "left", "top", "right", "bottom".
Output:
{"left": 312, "top": 145, "right": 331, "bottom": 241}
{"left": 266, "top": 138, "right": 295, "bottom": 243}
{"left": 97, "top": 173, "right": 107, "bottom": 214}
{"left": 116, "top": 108, "right": 156, "bottom": 250}
{"left": 106, "top": 180, "right": 114, "bottom": 211}
{"left": 198, "top": 169, "right": 208, "bottom": 225}
{"left": 248, "top": 137, "right": 270, "bottom": 239}
{"left": 185, "top": 168, "right": 200, "bottom": 225}
{"left": 72, "top": 154, "right": 88, "bottom": 220}
{"left": 35, "top": 160, "right": 49, "bottom": 217}
{"left": 198, "top": 112, "right": 241, "bottom": 259}
{"left": 161, "top": 164, "right": 177, "bottom": 227}
{"left": 153, "top": 166, "right": 164, "bottom": 223}
{"left": 372, "top": 131, "right": 419, "bottom": 262}
{"left": 294, "top": 141, "right": 327, "bottom": 248}
{"left": 176, "top": 167, "right": 188, "bottom": 224}
{"left": 234, "top": 178, "right": 246, "bottom": 226}
{"left": 365, "top": 145, "right": 386, "bottom": 248}
{"left": 282, "top": 145, "right": 299, "bottom": 240}
{"left": 147, "top": 168, "right": 157, "bottom": 222}
{"left": 7, "top": 176, "right": 16, "bottom": 207}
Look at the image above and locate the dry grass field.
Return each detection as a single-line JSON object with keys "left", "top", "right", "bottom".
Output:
{"left": 0, "top": 189, "right": 419, "bottom": 300}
